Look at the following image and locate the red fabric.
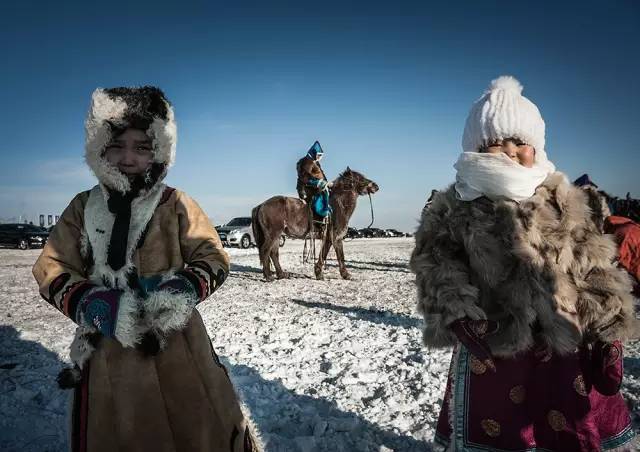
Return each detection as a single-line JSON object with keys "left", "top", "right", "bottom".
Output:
{"left": 605, "top": 215, "right": 640, "bottom": 285}
{"left": 435, "top": 344, "right": 634, "bottom": 451}
{"left": 591, "top": 340, "right": 623, "bottom": 396}
{"left": 72, "top": 362, "right": 90, "bottom": 452}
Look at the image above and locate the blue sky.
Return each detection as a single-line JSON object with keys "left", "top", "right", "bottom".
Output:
{"left": 1, "top": 1, "right": 638, "bottom": 231}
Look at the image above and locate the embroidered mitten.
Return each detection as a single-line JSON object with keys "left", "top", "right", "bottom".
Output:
{"left": 77, "top": 289, "right": 141, "bottom": 347}
{"left": 77, "top": 289, "right": 122, "bottom": 337}
{"left": 141, "top": 274, "right": 199, "bottom": 347}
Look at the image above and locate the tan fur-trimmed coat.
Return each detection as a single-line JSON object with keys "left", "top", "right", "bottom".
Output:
{"left": 33, "top": 184, "right": 262, "bottom": 452}
{"left": 410, "top": 172, "right": 637, "bottom": 358}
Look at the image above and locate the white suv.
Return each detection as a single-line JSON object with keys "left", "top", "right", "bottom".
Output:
{"left": 216, "top": 217, "right": 285, "bottom": 249}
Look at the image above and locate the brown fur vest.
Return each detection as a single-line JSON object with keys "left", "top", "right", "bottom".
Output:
{"left": 410, "top": 172, "right": 637, "bottom": 358}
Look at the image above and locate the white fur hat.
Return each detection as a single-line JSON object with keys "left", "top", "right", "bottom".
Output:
{"left": 462, "top": 76, "right": 550, "bottom": 166}
{"left": 85, "top": 86, "right": 177, "bottom": 193}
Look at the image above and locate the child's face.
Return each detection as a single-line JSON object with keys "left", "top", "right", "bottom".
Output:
{"left": 104, "top": 128, "right": 153, "bottom": 179}
{"left": 480, "top": 137, "right": 535, "bottom": 168}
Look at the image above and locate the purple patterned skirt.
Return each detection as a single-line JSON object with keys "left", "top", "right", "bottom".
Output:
{"left": 434, "top": 345, "right": 637, "bottom": 451}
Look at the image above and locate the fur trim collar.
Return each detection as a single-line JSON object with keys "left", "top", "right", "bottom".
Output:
{"left": 84, "top": 86, "right": 177, "bottom": 194}
{"left": 84, "top": 183, "right": 165, "bottom": 289}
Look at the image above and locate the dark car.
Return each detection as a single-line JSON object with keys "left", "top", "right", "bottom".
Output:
{"left": 360, "top": 227, "right": 386, "bottom": 238}
{"left": 345, "top": 227, "right": 363, "bottom": 239}
{"left": 0, "top": 223, "right": 49, "bottom": 249}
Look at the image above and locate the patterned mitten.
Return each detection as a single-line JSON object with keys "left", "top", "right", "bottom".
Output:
{"left": 77, "top": 289, "right": 141, "bottom": 348}
{"left": 141, "top": 273, "right": 199, "bottom": 347}
{"left": 450, "top": 318, "right": 498, "bottom": 372}
{"left": 77, "top": 289, "right": 123, "bottom": 338}
{"left": 591, "top": 340, "right": 623, "bottom": 396}
{"left": 157, "top": 273, "right": 199, "bottom": 300}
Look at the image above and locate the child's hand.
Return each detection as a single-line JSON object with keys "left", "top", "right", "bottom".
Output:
{"left": 450, "top": 318, "right": 498, "bottom": 372}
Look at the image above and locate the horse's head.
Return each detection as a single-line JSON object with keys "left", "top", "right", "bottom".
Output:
{"left": 335, "top": 167, "right": 379, "bottom": 196}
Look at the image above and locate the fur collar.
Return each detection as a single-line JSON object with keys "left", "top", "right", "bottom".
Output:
{"left": 84, "top": 183, "right": 165, "bottom": 290}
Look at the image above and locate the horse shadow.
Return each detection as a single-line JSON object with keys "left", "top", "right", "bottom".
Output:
{"left": 0, "top": 325, "right": 70, "bottom": 452}
{"left": 290, "top": 298, "right": 423, "bottom": 330}
{"left": 230, "top": 263, "right": 263, "bottom": 274}
{"left": 324, "top": 258, "right": 411, "bottom": 274}
{"left": 227, "top": 362, "right": 430, "bottom": 452}
{"left": 230, "top": 263, "right": 315, "bottom": 281}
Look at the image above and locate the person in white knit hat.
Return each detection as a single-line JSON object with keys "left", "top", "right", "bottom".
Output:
{"left": 411, "top": 76, "right": 637, "bottom": 451}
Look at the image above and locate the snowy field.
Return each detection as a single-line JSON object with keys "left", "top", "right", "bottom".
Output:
{"left": 1, "top": 238, "right": 639, "bottom": 451}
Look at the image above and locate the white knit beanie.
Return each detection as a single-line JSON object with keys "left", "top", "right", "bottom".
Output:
{"left": 462, "top": 76, "right": 551, "bottom": 167}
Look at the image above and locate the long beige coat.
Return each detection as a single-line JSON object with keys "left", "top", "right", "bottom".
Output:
{"left": 33, "top": 184, "right": 260, "bottom": 452}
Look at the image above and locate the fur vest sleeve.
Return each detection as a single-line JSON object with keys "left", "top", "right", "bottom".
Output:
{"left": 410, "top": 187, "right": 486, "bottom": 349}
{"left": 411, "top": 172, "right": 638, "bottom": 358}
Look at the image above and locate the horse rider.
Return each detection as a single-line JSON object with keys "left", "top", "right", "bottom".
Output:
{"left": 296, "top": 141, "right": 332, "bottom": 218}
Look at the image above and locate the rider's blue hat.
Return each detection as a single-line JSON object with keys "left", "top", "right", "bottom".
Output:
{"left": 307, "top": 141, "right": 324, "bottom": 159}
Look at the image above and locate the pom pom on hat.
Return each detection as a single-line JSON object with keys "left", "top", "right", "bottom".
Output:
{"left": 488, "top": 75, "right": 523, "bottom": 94}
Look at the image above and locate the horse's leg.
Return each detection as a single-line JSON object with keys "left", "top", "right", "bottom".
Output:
{"left": 314, "top": 234, "right": 332, "bottom": 280}
{"left": 261, "top": 239, "right": 275, "bottom": 282}
{"left": 271, "top": 243, "right": 288, "bottom": 279}
{"left": 334, "top": 237, "right": 351, "bottom": 280}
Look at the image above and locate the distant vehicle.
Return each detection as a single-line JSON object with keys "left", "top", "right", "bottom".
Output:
{"left": 385, "top": 229, "right": 404, "bottom": 237}
{"left": 360, "top": 227, "right": 386, "bottom": 238}
{"left": 216, "top": 217, "right": 285, "bottom": 248}
{"left": 0, "top": 223, "right": 49, "bottom": 250}
{"left": 345, "top": 227, "right": 363, "bottom": 239}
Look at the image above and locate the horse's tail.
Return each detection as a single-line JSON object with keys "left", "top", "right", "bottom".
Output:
{"left": 252, "top": 204, "right": 264, "bottom": 260}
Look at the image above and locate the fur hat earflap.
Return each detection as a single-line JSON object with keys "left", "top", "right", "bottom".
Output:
{"left": 85, "top": 86, "right": 177, "bottom": 193}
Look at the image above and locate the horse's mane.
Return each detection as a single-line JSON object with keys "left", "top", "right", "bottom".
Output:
{"left": 333, "top": 168, "right": 366, "bottom": 188}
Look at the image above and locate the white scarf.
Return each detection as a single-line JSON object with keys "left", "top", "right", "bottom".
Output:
{"left": 454, "top": 152, "right": 555, "bottom": 202}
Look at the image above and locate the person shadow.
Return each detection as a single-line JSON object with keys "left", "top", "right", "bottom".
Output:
{"left": 227, "top": 361, "right": 430, "bottom": 452}
{"left": 290, "top": 298, "right": 423, "bottom": 330}
{"left": 0, "top": 325, "right": 70, "bottom": 452}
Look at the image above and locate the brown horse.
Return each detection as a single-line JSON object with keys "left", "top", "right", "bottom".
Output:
{"left": 252, "top": 167, "right": 379, "bottom": 281}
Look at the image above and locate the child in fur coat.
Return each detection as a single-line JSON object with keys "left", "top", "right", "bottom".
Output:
{"left": 411, "top": 76, "right": 638, "bottom": 451}
{"left": 32, "top": 86, "right": 261, "bottom": 452}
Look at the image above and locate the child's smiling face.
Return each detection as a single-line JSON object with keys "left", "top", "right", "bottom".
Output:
{"left": 480, "top": 137, "right": 535, "bottom": 168}
{"left": 104, "top": 128, "right": 154, "bottom": 179}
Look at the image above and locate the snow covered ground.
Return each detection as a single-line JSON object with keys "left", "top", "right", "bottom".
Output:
{"left": 1, "top": 238, "right": 639, "bottom": 451}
